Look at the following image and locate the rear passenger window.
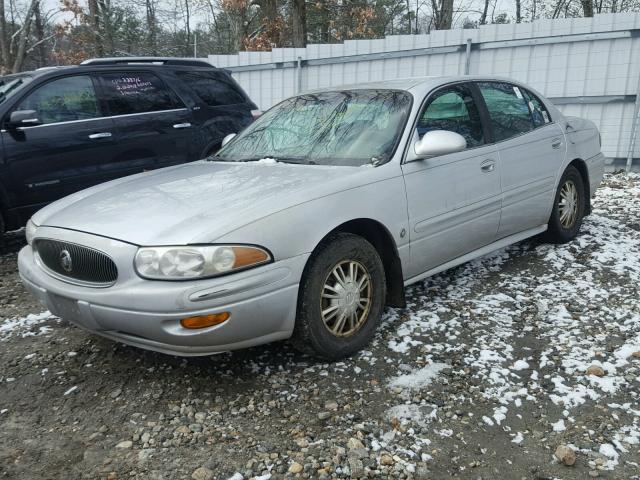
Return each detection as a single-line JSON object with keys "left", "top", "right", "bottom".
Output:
{"left": 478, "top": 82, "right": 534, "bottom": 142}
{"left": 417, "top": 84, "right": 484, "bottom": 148}
{"left": 99, "top": 72, "right": 184, "bottom": 115}
{"left": 522, "top": 89, "right": 552, "bottom": 127}
{"left": 16, "top": 75, "right": 100, "bottom": 125}
{"left": 176, "top": 71, "right": 247, "bottom": 107}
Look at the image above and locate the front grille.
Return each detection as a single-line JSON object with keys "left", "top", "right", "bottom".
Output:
{"left": 34, "top": 239, "right": 118, "bottom": 286}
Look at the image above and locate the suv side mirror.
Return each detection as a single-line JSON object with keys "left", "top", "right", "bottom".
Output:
{"left": 221, "top": 133, "right": 236, "bottom": 147}
{"left": 413, "top": 130, "right": 467, "bottom": 158}
{"left": 8, "top": 110, "right": 41, "bottom": 128}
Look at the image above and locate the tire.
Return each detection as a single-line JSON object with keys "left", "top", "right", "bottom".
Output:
{"left": 544, "top": 165, "right": 585, "bottom": 244}
{"left": 291, "top": 232, "right": 386, "bottom": 360}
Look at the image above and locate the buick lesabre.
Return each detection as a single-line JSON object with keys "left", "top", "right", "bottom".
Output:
{"left": 18, "top": 76, "right": 605, "bottom": 359}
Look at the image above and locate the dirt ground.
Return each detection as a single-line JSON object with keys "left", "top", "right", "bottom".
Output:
{"left": 1, "top": 173, "right": 639, "bottom": 480}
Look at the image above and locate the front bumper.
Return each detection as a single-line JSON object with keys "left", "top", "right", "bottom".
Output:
{"left": 18, "top": 227, "right": 308, "bottom": 356}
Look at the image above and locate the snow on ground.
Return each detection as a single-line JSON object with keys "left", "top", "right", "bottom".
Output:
{"left": 0, "top": 311, "right": 57, "bottom": 340}
{"left": 378, "top": 173, "right": 640, "bottom": 474}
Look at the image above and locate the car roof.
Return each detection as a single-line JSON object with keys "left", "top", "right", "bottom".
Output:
{"left": 305, "top": 75, "right": 533, "bottom": 97}
{"left": 9, "top": 58, "right": 221, "bottom": 80}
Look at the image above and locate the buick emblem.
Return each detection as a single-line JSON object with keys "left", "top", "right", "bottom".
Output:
{"left": 59, "top": 249, "right": 73, "bottom": 272}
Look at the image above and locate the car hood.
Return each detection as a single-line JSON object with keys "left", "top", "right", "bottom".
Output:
{"left": 34, "top": 160, "right": 363, "bottom": 245}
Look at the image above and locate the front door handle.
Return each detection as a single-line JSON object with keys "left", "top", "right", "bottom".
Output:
{"left": 88, "top": 132, "right": 112, "bottom": 139}
{"left": 480, "top": 159, "right": 495, "bottom": 173}
{"left": 551, "top": 138, "right": 563, "bottom": 149}
{"left": 173, "top": 123, "right": 192, "bottom": 129}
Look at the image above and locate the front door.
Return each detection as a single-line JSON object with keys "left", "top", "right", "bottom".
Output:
{"left": 1, "top": 75, "right": 119, "bottom": 212}
{"left": 95, "top": 71, "right": 195, "bottom": 171}
{"left": 476, "top": 81, "right": 566, "bottom": 238}
{"left": 402, "top": 83, "right": 502, "bottom": 280}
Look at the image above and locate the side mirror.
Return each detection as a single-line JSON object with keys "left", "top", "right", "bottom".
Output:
{"left": 8, "top": 110, "right": 41, "bottom": 128}
{"left": 413, "top": 130, "right": 467, "bottom": 158}
{"left": 221, "top": 133, "right": 236, "bottom": 147}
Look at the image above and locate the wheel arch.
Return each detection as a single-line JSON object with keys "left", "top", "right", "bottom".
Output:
{"left": 314, "top": 218, "right": 406, "bottom": 308}
{"left": 567, "top": 158, "right": 591, "bottom": 215}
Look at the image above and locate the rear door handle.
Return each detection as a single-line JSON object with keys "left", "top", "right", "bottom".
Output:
{"left": 551, "top": 138, "right": 562, "bottom": 149}
{"left": 480, "top": 159, "right": 495, "bottom": 173}
{"left": 88, "top": 132, "right": 112, "bottom": 139}
{"left": 173, "top": 123, "right": 192, "bottom": 129}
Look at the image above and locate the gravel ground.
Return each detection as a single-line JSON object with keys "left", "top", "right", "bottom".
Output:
{"left": 1, "top": 173, "right": 639, "bottom": 480}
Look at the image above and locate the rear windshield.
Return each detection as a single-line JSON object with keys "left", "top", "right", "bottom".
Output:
{"left": 176, "top": 70, "right": 250, "bottom": 107}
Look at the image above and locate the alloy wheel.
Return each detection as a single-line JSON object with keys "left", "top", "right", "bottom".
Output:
{"left": 558, "top": 179, "right": 579, "bottom": 229}
{"left": 320, "top": 260, "right": 372, "bottom": 337}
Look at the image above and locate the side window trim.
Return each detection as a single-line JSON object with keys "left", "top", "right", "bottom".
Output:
{"left": 468, "top": 82, "right": 494, "bottom": 144}
{"left": 4, "top": 74, "right": 104, "bottom": 128}
{"left": 522, "top": 87, "right": 554, "bottom": 129}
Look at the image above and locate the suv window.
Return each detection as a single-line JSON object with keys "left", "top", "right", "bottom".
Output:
{"left": 417, "top": 84, "right": 484, "bottom": 148}
{"left": 15, "top": 75, "right": 100, "bottom": 125}
{"left": 98, "top": 72, "right": 184, "bottom": 115}
{"left": 477, "top": 82, "right": 534, "bottom": 142}
{"left": 176, "top": 70, "right": 247, "bottom": 107}
{"left": 522, "top": 88, "right": 552, "bottom": 127}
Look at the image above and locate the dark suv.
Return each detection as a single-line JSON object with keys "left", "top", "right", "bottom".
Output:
{"left": 0, "top": 57, "right": 257, "bottom": 234}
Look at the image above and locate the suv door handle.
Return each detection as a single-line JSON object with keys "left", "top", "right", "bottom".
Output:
{"left": 173, "top": 123, "right": 192, "bottom": 129}
{"left": 88, "top": 132, "right": 112, "bottom": 139}
{"left": 551, "top": 138, "right": 562, "bottom": 149}
{"left": 480, "top": 159, "right": 495, "bottom": 173}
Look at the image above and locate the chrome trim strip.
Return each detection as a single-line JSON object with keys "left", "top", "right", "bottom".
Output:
{"left": 1, "top": 108, "right": 189, "bottom": 132}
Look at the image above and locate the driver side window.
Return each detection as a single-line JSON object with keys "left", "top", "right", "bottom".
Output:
{"left": 417, "top": 84, "right": 484, "bottom": 148}
{"left": 15, "top": 75, "right": 101, "bottom": 125}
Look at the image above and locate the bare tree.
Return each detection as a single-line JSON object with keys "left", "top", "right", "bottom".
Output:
{"left": 431, "top": 0, "right": 453, "bottom": 29}
{"left": 11, "top": 0, "right": 39, "bottom": 72}
{"left": 479, "top": 0, "right": 489, "bottom": 24}
{"left": 581, "top": 0, "right": 595, "bottom": 15}
{"left": 516, "top": 0, "right": 522, "bottom": 22}
{"left": 291, "top": 0, "right": 306, "bottom": 47}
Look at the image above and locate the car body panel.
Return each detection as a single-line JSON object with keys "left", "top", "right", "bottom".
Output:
{"left": 495, "top": 122, "right": 566, "bottom": 237}
{"left": 19, "top": 75, "right": 606, "bottom": 356}
{"left": 401, "top": 141, "right": 501, "bottom": 278}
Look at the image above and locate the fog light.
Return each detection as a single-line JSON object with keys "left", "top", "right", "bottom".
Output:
{"left": 180, "top": 312, "right": 230, "bottom": 329}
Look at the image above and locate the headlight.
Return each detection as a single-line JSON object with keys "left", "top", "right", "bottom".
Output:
{"left": 25, "top": 219, "right": 38, "bottom": 245}
{"left": 134, "top": 245, "right": 271, "bottom": 280}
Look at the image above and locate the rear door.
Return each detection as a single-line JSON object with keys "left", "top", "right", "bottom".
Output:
{"left": 476, "top": 81, "right": 565, "bottom": 238}
{"left": 174, "top": 69, "right": 256, "bottom": 155}
{"left": 1, "top": 74, "right": 119, "bottom": 210}
{"left": 402, "top": 82, "right": 501, "bottom": 279}
{"left": 95, "top": 71, "right": 195, "bottom": 171}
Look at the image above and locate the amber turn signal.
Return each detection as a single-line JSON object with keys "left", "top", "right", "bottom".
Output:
{"left": 232, "top": 246, "right": 270, "bottom": 268}
{"left": 180, "top": 312, "right": 230, "bottom": 329}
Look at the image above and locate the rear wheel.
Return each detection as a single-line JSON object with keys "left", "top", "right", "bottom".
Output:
{"left": 291, "top": 233, "right": 386, "bottom": 360}
{"left": 544, "top": 165, "right": 585, "bottom": 243}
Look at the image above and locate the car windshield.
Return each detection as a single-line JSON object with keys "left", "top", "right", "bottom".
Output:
{"left": 0, "top": 74, "right": 32, "bottom": 104}
{"left": 216, "top": 89, "right": 412, "bottom": 166}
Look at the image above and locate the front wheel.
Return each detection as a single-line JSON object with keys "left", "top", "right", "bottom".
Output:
{"left": 544, "top": 165, "right": 585, "bottom": 243}
{"left": 291, "top": 233, "right": 386, "bottom": 360}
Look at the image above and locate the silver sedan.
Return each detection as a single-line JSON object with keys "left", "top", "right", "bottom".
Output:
{"left": 18, "top": 76, "right": 605, "bottom": 359}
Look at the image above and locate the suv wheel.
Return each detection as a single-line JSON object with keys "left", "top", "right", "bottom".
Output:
{"left": 544, "top": 165, "right": 585, "bottom": 243}
{"left": 291, "top": 233, "right": 386, "bottom": 360}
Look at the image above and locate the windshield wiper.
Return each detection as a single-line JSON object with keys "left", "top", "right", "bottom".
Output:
{"left": 216, "top": 156, "right": 308, "bottom": 165}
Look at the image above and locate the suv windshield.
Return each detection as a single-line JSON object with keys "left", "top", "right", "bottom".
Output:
{"left": 0, "top": 73, "right": 32, "bottom": 103}
{"left": 216, "top": 89, "right": 412, "bottom": 166}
